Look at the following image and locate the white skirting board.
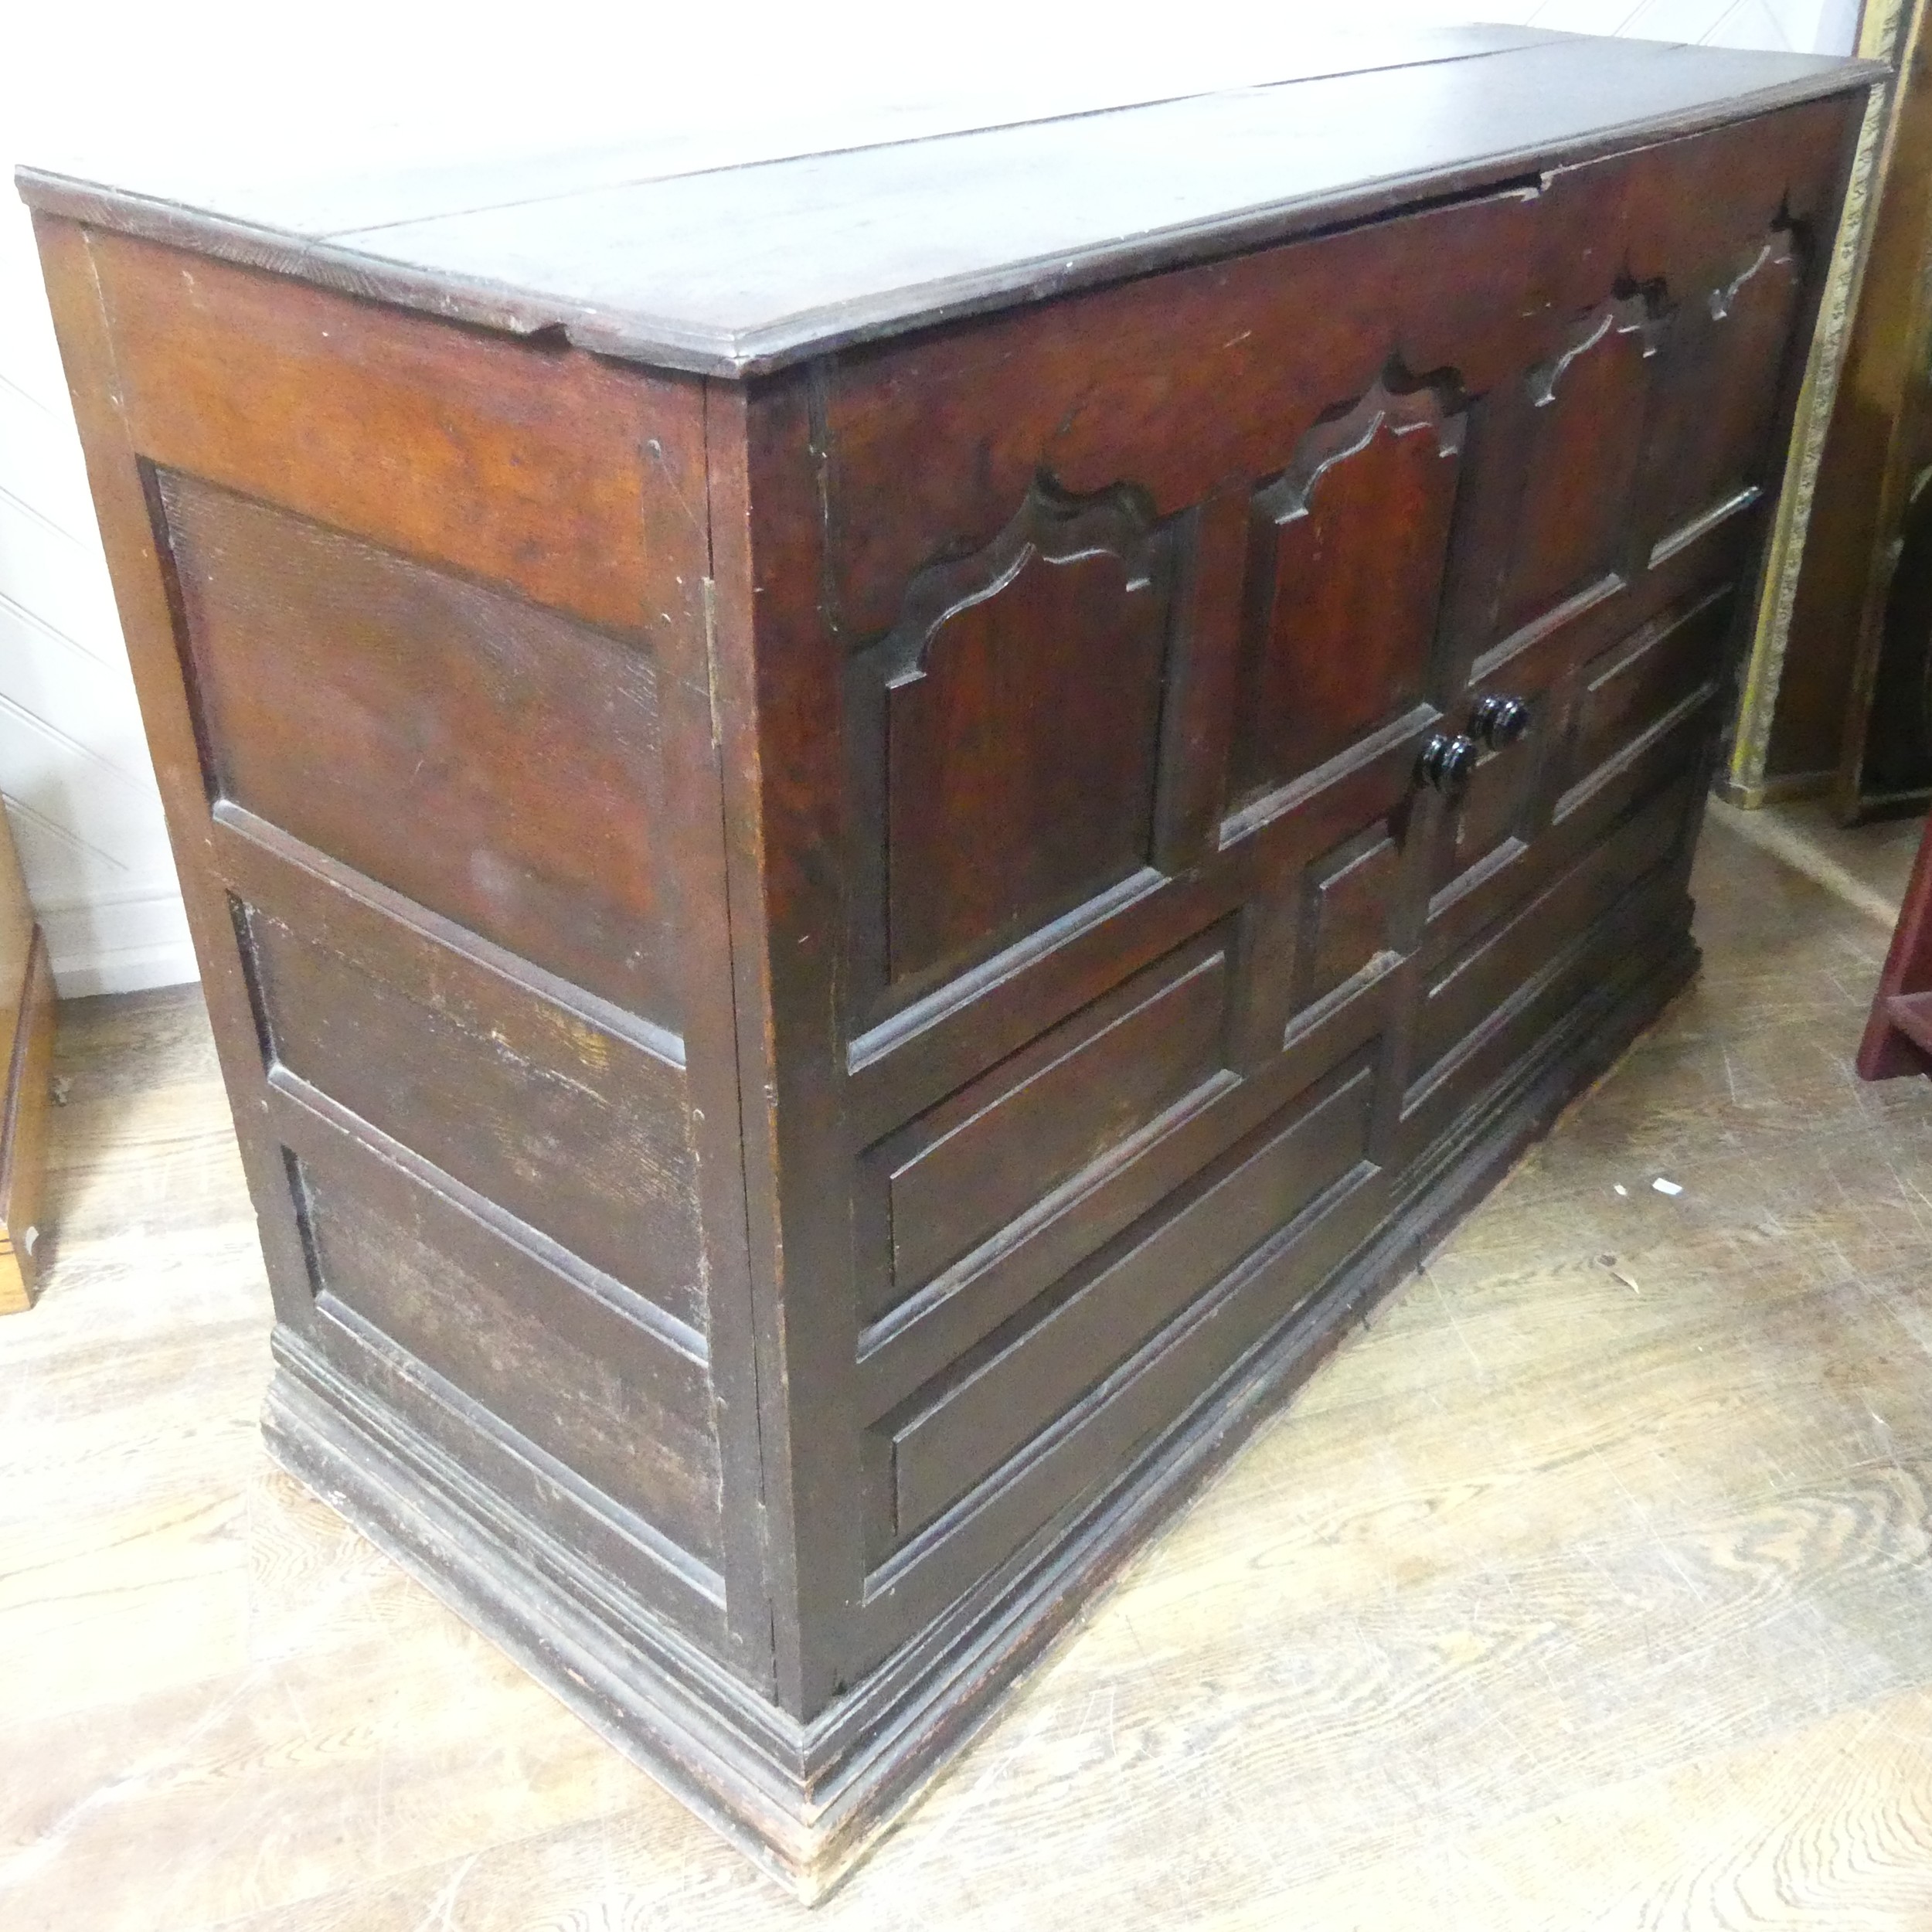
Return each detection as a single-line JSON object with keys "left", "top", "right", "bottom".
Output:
{"left": 34, "top": 885, "right": 198, "bottom": 998}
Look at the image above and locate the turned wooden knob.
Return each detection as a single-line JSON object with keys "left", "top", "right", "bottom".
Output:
{"left": 1417, "top": 732, "right": 1480, "bottom": 798}
{"left": 1471, "top": 693, "right": 1531, "bottom": 749}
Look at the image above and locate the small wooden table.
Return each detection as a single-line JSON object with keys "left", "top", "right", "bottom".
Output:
{"left": 19, "top": 29, "right": 1879, "bottom": 1894}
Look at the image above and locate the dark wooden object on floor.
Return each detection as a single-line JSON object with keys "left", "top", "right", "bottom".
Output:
{"left": 0, "top": 805, "right": 55, "bottom": 1316}
{"left": 17, "top": 29, "right": 1877, "bottom": 1897}
{"left": 1856, "top": 804, "right": 1932, "bottom": 1074}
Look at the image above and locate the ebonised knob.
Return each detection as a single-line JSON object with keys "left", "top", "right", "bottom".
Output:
{"left": 1470, "top": 694, "right": 1531, "bottom": 750}
{"left": 1417, "top": 732, "right": 1480, "bottom": 799}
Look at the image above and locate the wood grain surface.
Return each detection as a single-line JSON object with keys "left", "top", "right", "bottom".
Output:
{"left": 14, "top": 35, "right": 1882, "bottom": 375}
{"left": 3, "top": 806, "right": 1932, "bottom": 1927}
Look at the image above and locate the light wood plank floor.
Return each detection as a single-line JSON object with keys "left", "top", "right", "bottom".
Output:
{"left": 7, "top": 809, "right": 1932, "bottom": 1931}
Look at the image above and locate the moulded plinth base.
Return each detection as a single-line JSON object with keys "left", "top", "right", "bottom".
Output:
{"left": 263, "top": 927, "right": 1698, "bottom": 1903}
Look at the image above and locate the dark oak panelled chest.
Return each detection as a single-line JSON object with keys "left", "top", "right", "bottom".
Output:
{"left": 20, "top": 29, "right": 1877, "bottom": 1896}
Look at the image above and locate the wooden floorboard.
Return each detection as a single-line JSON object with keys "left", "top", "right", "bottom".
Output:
{"left": 5, "top": 813, "right": 1932, "bottom": 1930}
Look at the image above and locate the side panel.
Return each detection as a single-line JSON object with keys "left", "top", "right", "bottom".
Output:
{"left": 33, "top": 224, "right": 767, "bottom": 1675}
{"left": 160, "top": 474, "right": 682, "bottom": 1023}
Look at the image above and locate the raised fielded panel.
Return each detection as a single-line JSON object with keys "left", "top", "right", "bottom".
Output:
{"left": 1642, "top": 226, "right": 1804, "bottom": 561}
{"left": 1491, "top": 296, "right": 1660, "bottom": 647}
{"left": 869, "top": 483, "right": 1173, "bottom": 995}
{"left": 1233, "top": 378, "right": 1464, "bottom": 803}
{"left": 159, "top": 472, "right": 681, "bottom": 1029}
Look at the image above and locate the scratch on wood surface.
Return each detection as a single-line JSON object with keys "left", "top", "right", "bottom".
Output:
{"left": 644, "top": 434, "right": 707, "bottom": 549}
{"left": 413, "top": 1852, "right": 479, "bottom": 1932}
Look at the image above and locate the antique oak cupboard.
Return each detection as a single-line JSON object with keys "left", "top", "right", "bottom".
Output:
{"left": 19, "top": 29, "right": 1879, "bottom": 1897}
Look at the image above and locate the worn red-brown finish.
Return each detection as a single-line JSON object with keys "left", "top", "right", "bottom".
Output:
{"left": 20, "top": 32, "right": 1873, "bottom": 1900}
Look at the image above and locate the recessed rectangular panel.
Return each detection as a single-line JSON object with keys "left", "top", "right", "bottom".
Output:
{"left": 247, "top": 906, "right": 705, "bottom": 1328}
{"left": 1296, "top": 830, "right": 1401, "bottom": 1015}
{"left": 1398, "top": 859, "right": 1691, "bottom": 1169}
{"left": 1413, "top": 775, "right": 1694, "bottom": 1079}
{"left": 159, "top": 470, "right": 678, "bottom": 1027}
{"left": 1567, "top": 590, "right": 1733, "bottom": 791}
{"left": 1444, "top": 672, "right": 1560, "bottom": 886}
{"left": 883, "top": 936, "right": 1230, "bottom": 1301}
{"left": 1452, "top": 754, "right": 1530, "bottom": 873}
{"left": 884, "top": 1054, "right": 1376, "bottom": 1540}
{"left": 1642, "top": 230, "right": 1802, "bottom": 552}
{"left": 293, "top": 1145, "right": 723, "bottom": 1565}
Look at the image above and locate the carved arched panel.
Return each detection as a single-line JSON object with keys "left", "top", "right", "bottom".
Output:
{"left": 1641, "top": 227, "right": 1803, "bottom": 560}
{"left": 1494, "top": 295, "right": 1659, "bottom": 640}
{"left": 1232, "top": 376, "right": 1465, "bottom": 804}
{"left": 869, "top": 481, "right": 1173, "bottom": 988}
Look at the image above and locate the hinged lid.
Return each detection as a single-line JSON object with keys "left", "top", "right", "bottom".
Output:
{"left": 15, "top": 27, "right": 1884, "bottom": 378}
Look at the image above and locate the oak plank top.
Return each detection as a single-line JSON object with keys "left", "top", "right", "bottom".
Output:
{"left": 16, "top": 28, "right": 1883, "bottom": 376}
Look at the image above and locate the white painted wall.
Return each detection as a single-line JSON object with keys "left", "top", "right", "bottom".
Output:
{"left": 0, "top": 192, "right": 194, "bottom": 995}
{"left": 0, "top": 0, "right": 1864, "bottom": 995}
{"left": 1512, "top": 0, "right": 1856, "bottom": 45}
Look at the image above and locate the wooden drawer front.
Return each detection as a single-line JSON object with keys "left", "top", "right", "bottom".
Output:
{"left": 1447, "top": 736, "right": 1536, "bottom": 883}
{"left": 1411, "top": 774, "right": 1696, "bottom": 1088}
{"left": 1563, "top": 589, "right": 1733, "bottom": 801}
{"left": 869, "top": 930, "right": 1230, "bottom": 1315}
{"left": 1425, "top": 536, "right": 1748, "bottom": 966}
{"left": 1400, "top": 838, "right": 1691, "bottom": 1175}
{"left": 1430, "top": 605, "right": 1719, "bottom": 942}
{"left": 1434, "top": 651, "right": 1563, "bottom": 899}
{"left": 876, "top": 1050, "right": 1378, "bottom": 1547}
{"left": 1423, "top": 675, "right": 1719, "bottom": 1008}
{"left": 283, "top": 1127, "right": 723, "bottom": 1576}
{"left": 240, "top": 894, "right": 705, "bottom": 1333}
{"left": 157, "top": 468, "right": 680, "bottom": 1031}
